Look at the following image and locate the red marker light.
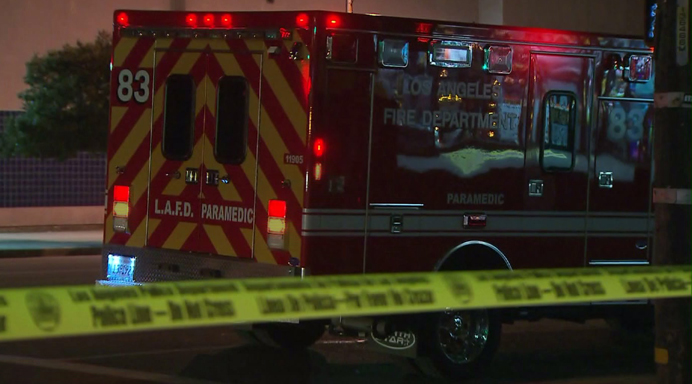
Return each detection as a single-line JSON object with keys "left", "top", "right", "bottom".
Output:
{"left": 327, "top": 15, "right": 340, "bottom": 27}
{"left": 313, "top": 138, "right": 325, "bottom": 157}
{"left": 116, "top": 12, "right": 129, "bottom": 26}
{"left": 221, "top": 14, "right": 232, "bottom": 27}
{"left": 416, "top": 22, "right": 433, "bottom": 34}
{"left": 203, "top": 13, "right": 215, "bottom": 27}
{"left": 296, "top": 13, "right": 309, "bottom": 28}
{"left": 186, "top": 13, "right": 198, "bottom": 27}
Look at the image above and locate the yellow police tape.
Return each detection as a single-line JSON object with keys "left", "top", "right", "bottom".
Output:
{"left": 0, "top": 265, "right": 689, "bottom": 342}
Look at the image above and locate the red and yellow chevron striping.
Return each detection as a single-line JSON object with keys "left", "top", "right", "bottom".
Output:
{"left": 105, "top": 30, "right": 311, "bottom": 267}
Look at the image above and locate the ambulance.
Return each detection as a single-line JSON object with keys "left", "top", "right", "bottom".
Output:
{"left": 102, "top": 9, "right": 655, "bottom": 380}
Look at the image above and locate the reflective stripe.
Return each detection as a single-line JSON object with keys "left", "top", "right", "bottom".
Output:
{"left": 300, "top": 231, "right": 650, "bottom": 238}
{"left": 589, "top": 260, "right": 650, "bottom": 266}
{"left": 303, "top": 208, "right": 652, "bottom": 217}
{"left": 302, "top": 212, "right": 653, "bottom": 234}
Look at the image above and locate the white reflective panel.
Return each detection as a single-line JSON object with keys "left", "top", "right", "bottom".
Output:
{"left": 429, "top": 41, "right": 472, "bottom": 68}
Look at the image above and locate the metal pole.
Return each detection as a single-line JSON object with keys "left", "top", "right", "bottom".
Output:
{"left": 651, "top": 0, "right": 691, "bottom": 383}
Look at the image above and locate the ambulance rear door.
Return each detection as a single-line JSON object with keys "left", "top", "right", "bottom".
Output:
{"left": 147, "top": 38, "right": 262, "bottom": 257}
{"left": 197, "top": 41, "right": 262, "bottom": 259}
{"left": 147, "top": 40, "right": 209, "bottom": 253}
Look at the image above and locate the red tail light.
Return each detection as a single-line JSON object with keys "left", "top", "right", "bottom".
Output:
{"left": 297, "top": 13, "right": 309, "bottom": 28}
{"left": 313, "top": 138, "right": 325, "bottom": 181}
{"left": 267, "top": 199, "right": 286, "bottom": 235}
{"left": 268, "top": 199, "right": 286, "bottom": 218}
{"left": 221, "top": 14, "right": 232, "bottom": 27}
{"left": 114, "top": 185, "right": 129, "bottom": 203}
{"left": 313, "top": 138, "right": 325, "bottom": 157}
{"left": 116, "top": 12, "right": 129, "bottom": 26}
{"left": 113, "top": 185, "right": 130, "bottom": 233}
{"left": 203, "top": 13, "right": 215, "bottom": 27}
{"left": 186, "top": 13, "right": 198, "bottom": 27}
{"left": 113, "top": 185, "right": 130, "bottom": 218}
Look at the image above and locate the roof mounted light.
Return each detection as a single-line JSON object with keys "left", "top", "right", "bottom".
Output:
{"left": 297, "top": 13, "right": 309, "bottom": 29}
{"left": 327, "top": 15, "right": 340, "bottom": 27}
{"left": 221, "top": 14, "right": 232, "bottom": 27}
{"left": 186, "top": 13, "right": 198, "bottom": 27}
{"left": 116, "top": 12, "right": 129, "bottom": 26}
{"left": 203, "top": 13, "right": 215, "bottom": 27}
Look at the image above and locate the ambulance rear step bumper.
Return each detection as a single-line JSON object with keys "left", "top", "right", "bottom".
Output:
{"left": 99, "top": 244, "right": 296, "bottom": 284}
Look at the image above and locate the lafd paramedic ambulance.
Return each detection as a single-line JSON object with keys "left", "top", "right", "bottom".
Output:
{"left": 102, "top": 9, "right": 655, "bottom": 380}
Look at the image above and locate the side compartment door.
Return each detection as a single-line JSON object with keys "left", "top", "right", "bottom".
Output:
{"left": 147, "top": 48, "right": 206, "bottom": 252}
{"left": 586, "top": 53, "right": 654, "bottom": 265}
{"left": 199, "top": 50, "right": 260, "bottom": 259}
{"left": 525, "top": 53, "right": 594, "bottom": 267}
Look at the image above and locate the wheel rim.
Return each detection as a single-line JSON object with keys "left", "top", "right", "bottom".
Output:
{"left": 436, "top": 309, "right": 490, "bottom": 364}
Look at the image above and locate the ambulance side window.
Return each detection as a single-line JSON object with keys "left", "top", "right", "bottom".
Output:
{"left": 541, "top": 92, "right": 577, "bottom": 172}
{"left": 162, "top": 75, "right": 195, "bottom": 161}
{"left": 215, "top": 76, "right": 249, "bottom": 165}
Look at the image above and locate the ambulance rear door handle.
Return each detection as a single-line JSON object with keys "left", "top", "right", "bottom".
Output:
{"left": 166, "top": 170, "right": 181, "bottom": 179}
{"left": 206, "top": 170, "right": 220, "bottom": 186}
{"left": 184, "top": 168, "right": 199, "bottom": 184}
{"left": 528, "top": 179, "right": 543, "bottom": 197}
{"left": 598, "top": 171, "right": 613, "bottom": 188}
{"left": 390, "top": 215, "right": 403, "bottom": 233}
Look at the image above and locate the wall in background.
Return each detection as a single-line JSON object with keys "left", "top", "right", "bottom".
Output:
{"left": 0, "top": 111, "right": 106, "bottom": 208}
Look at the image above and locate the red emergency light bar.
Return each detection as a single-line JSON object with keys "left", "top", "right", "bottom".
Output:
{"left": 113, "top": 10, "right": 319, "bottom": 30}
{"left": 113, "top": 10, "right": 429, "bottom": 35}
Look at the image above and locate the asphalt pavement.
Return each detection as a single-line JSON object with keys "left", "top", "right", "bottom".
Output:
{"left": 0, "top": 314, "right": 656, "bottom": 384}
{"left": 0, "top": 229, "right": 658, "bottom": 384}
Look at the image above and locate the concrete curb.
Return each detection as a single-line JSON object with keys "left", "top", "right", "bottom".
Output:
{"left": 0, "top": 247, "right": 102, "bottom": 258}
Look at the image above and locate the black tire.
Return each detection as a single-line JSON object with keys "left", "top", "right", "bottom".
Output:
{"left": 412, "top": 308, "right": 502, "bottom": 381}
{"left": 251, "top": 320, "right": 326, "bottom": 349}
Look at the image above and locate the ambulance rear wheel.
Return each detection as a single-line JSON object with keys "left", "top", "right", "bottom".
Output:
{"left": 251, "top": 320, "right": 326, "bottom": 349}
{"left": 412, "top": 308, "right": 501, "bottom": 380}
